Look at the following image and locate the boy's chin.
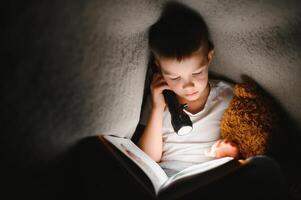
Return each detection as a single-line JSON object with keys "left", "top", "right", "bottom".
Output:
{"left": 185, "top": 97, "right": 199, "bottom": 102}
{"left": 182, "top": 93, "right": 200, "bottom": 102}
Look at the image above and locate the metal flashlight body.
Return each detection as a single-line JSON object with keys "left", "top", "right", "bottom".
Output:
{"left": 163, "top": 90, "right": 193, "bottom": 136}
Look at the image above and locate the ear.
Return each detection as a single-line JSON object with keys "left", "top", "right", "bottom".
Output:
{"left": 207, "top": 49, "right": 214, "bottom": 65}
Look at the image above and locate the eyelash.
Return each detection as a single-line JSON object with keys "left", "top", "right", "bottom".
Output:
{"left": 169, "top": 67, "right": 205, "bottom": 81}
{"left": 170, "top": 71, "right": 203, "bottom": 81}
{"left": 193, "top": 71, "right": 203, "bottom": 75}
{"left": 170, "top": 77, "right": 180, "bottom": 81}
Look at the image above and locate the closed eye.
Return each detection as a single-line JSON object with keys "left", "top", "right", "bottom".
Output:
{"left": 193, "top": 71, "right": 203, "bottom": 75}
{"left": 170, "top": 77, "right": 180, "bottom": 81}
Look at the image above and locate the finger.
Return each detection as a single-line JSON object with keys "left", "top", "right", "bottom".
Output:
{"left": 158, "top": 84, "right": 171, "bottom": 93}
{"left": 151, "top": 82, "right": 170, "bottom": 94}
{"left": 151, "top": 73, "right": 163, "bottom": 82}
{"left": 216, "top": 139, "right": 223, "bottom": 147}
{"left": 152, "top": 78, "right": 165, "bottom": 88}
{"left": 223, "top": 139, "right": 230, "bottom": 144}
{"left": 154, "top": 79, "right": 169, "bottom": 89}
{"left": 151, "top": 77, "right": 168, "bottom": 89}
{"left": 229, "top": 141, "right": 237, "bottom": 147}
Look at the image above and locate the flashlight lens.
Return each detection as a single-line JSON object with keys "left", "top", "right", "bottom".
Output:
{"left": 177, "top": 126, "right": 193, "bottom": 136}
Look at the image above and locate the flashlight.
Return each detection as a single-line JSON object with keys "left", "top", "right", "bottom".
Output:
{"left": 163, "top": 90, "right": 193, "bottom": 136}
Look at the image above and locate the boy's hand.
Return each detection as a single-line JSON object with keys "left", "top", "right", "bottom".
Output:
{"left": 205, "top": 139, "right": 240, "bottom": 158}
{"left": 214, "top": 139, "right": 240, "bottom": 158}
{"left": 150, "top": 73, "right": 170, "bottom": 112}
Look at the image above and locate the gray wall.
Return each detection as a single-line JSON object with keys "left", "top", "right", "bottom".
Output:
{"left": 2, "top": 0, "right": 301, "bottom": 176}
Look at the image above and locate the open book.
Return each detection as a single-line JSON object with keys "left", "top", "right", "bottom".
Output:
{"left": 99, "top": 135, "right": 247, "bottom": 199}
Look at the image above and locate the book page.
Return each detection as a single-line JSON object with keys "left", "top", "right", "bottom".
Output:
{"left": 160, "top": 157, "right": 234, "bottom": 189}
{"left": 103, "top": 135, "right": 168, "bottom": 194}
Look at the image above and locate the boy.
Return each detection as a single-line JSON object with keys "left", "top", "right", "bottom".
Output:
{"left": 138, "top": 4, "right": 239, "bottom": 173}
{"left": 138, "top": 4, "right": 239, "bottom": 174}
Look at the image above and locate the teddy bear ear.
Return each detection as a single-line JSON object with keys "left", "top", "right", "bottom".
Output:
{"left": 234, "top": 81, "right": 258, "bottom": 99}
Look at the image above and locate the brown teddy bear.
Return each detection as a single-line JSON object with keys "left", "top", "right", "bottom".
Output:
{"left": 220, "top": 81, "right": 277, "bottom": 158}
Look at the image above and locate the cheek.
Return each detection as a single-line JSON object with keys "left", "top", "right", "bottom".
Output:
{"left": 195, "top": 68, "right": 209, "bottom": 81}
{"left": 194, "top": 75, "right": 208, "bottom": 85}
{"left": 166, "top": 80, "right": 181, "bottom": 92}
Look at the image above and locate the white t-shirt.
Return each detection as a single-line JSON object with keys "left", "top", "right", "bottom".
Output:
{"left": 139, "top": 79, "right": 234, "bottom": 175}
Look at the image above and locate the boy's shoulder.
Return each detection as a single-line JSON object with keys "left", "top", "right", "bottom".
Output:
{"left": 209, "top": 79, "right": 234, "bottom": 90}
{"left": 208, "top": 79, "right": 234, "bottom": 102}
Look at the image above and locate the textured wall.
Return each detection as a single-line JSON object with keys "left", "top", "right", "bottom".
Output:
{"left": 2, "top": 0, "right": 301, "bottom": 176}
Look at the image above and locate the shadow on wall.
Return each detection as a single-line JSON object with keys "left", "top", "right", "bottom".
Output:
{"left": 1, "top": 0, "right": 94, "bottom": 192}
{"left": 241, "top": 75, "right": 301, "bottom": 197}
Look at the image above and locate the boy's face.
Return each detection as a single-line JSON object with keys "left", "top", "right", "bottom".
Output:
{"left": 155, "top": 48, "right": 214, "bottom": 102}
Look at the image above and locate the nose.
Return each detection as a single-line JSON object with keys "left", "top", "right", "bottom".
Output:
{"left": 182, "top": 80, "right": 195, "bottom": 89}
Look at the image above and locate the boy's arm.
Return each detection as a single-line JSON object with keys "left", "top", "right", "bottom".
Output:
{"left": 138, "top": 107, "right": 164, "bottom": 163}
{"left": 138, "top": 72, "right": 170, "bottom": 162}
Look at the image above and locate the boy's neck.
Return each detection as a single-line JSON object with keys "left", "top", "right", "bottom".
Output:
{"left": 177, "top": 83, "right": 210, "bottom": 114}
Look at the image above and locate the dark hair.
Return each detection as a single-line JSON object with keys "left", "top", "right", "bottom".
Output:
{"left": 148, "top": 2, "right": 213, "bottom": 62}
